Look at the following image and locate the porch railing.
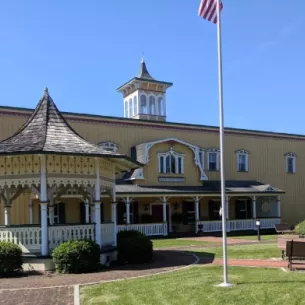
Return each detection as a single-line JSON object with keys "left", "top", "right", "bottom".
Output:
{"left": 197, "top": 218, "right": 281, "bottom": 233}
{"left": 117, "top": 223, "right": 168, "bottom": 236}
{"left": 49, "top": 224, "right": 95, "bottom": 249}
{"left": 0, "top": 225, "right": 41, "bottom": 253}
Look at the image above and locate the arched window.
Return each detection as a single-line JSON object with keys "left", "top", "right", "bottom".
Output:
{"left": 129, "top": 98, "right": 133, "bottom": 117}
{"left": 124, "top": 101, "right": 128, "bottom": 117}
{"left": 158, "top": 97, "right": 164, "bottom": 116}
{"left": 133, "top": 96, "right": 137, "bottom": 115}
{"left": 149, "top": 96, "right": 155, "bottom": 115}
{"left": 159, "top": 150, "right": 184, "bottom": 174}
{"left": 140, "top": 95, "right": 147, "bottom": 114}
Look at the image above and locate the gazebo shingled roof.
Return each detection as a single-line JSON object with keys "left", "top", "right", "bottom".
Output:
{"left": 0, "top": 89, "right": 141, "bottom": 168}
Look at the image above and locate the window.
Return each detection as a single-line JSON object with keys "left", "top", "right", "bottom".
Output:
{"left": 124, "top": 101, "right": 128, "bottom": 117}
{"left": 285, "top": 153, "right": 296, "bottom": 173}
{"left": 48, "top": 204, "right": 59, "bottom": 224}
{"left": 140, "top": 95, "right": 147, "bottom": 114}
{"left": 158, "top": 149, "right": 184, "bottom": 174}
{"left": 236, "top": 149, "right": 249, "bottom": 172}
{"left": 149, "top": 96, "right": 156, "bottom": 115}
{"left": 207, "top": 150, "right": 219, "bottom": 171}
{"left": 133, "top": 96, "right": 137, "bottom": 115}
{"left": 98, "top": 141, "right": 119, "bottom": 153}
{"left": 158, "top": 97, "right": 164, "bottom": 115}
{"left": 129, "top": 98, "right": 133, "bottom": 117}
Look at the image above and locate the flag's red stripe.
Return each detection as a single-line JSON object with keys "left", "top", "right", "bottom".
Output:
{"left": 212, "top": 3, "right": 223, "bottom": 23}
{"left": 207, "top": 5, "right": 217, "bottom": 21}
{"left": 203, "top": 1, "right": 215, "bottom": 19}
{"left": 199, "top": 0, "right": 208, "bottom": 17}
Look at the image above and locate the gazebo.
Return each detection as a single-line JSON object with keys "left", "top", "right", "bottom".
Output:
{"left": 0, "top": 88, "right": 140, "bottom": 256}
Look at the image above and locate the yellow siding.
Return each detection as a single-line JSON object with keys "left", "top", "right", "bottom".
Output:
{"left": 1, "top": 109, "right": 305, "bottom": 224}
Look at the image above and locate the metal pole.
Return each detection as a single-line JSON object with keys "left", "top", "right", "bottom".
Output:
{"left": 216, "top": 0, "right": 232, "bottom": 288}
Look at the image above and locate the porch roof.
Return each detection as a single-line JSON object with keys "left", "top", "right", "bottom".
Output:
{"left": 115, "top": 180, "right": 284, "bottom": 196}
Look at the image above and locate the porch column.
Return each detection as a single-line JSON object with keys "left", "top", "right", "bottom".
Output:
{"left": 225, "top": 196, "right": 229, "bottom": 219}
{"left": 94, "top": 158, "right": 102, "bottom": 247}
{"left": 29, "top": 199, "right": 33, "bottom": 225}
{"left": 126, "top": 198, "right": 131, "bottom": 225}
{"left": 48, "top": 206, "right": 55, "bottom": 225}
{"left": 162, "top": 197, "right": 167, "bottom": 236}
{"left": 277, "top": 195, "right": 281, "bottom": 218}
{"left": 252, "top": 196, "right": 257, "bottom": 219}
{"left": 162, "top": 197, "right": 167, "bottom": 223}
{"left": 111, "top": 187, "right": 117, "bottom": 246}
{"left": 40, "top": 155, "right": 48, "bottom": 256}
{"left": 90, "top": 203, "right": 95, "bottom": 223}
{"left": 194, "top": 197, "right": 200, "bottom": 233}
{"left": 85, "top": 200, "right": 90, "bottom": 224}
{"left": 4, "top": 205, "right": 11, "bottom": 226}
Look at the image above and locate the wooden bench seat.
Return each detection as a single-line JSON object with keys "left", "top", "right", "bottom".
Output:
{"left": 286, "top": 240, "right": 305, "bottom": 271}
{"left": 274, "top": 224, "right": 294, "bottom": 234}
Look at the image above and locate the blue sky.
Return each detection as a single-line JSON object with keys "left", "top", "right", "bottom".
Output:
{"left": 0, "top": 1, "right": 304, "bottom": 134}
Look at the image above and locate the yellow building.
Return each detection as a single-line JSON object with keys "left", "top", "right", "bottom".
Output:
{"left": 0, "top": 60, "right": 302, "bottom": 254}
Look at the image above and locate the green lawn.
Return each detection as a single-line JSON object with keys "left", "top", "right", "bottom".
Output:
{"left": 232, "top": 234, "right": 277, "bottom": 241}
{"left": 197, "top": 243, "right": 281, "bottom": 260}
{"left": 151, "top": 238, "right": 214, "bottom": 248}
{"left": 81, "top": 266, "right": 305, "bottom": 305}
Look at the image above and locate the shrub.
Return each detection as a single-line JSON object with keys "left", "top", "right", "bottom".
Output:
{"left": 117, "top": 233, "right": 153, "bottom": 264}
{"left": 295, "top": 220, "right": 305, "bottom": 236}
{"left": 52, "top": 239, "right": 100, "bottom": 274}
{"left": 117, "top": 230, "right": 143, "bottom": 242}
{"left": 0, "top": 241, "right": 23, "bottom": 276}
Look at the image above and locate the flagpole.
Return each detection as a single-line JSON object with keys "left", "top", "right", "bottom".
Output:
{"left": 216, "top": 0, "right": 232, "bottom": 287}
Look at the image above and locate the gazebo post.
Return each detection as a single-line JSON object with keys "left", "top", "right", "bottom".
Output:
{"left": 94, "top": 158, "right": 102, "bottom": 247}
{"left": 111, "top": 187, "right": 117, "bottom": 246}
{"left": 4, "top": 203, "right": 11, "bottom": 226}
{"left": 40, "top": 155, "right": 49, "bottom": 256}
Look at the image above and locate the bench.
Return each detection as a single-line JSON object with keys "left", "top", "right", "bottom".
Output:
{"left": 286, "top": 240, "right": 305, "bottom": 271}
{"left": 277, "top": 235, "right": 303, "bottom": 259}
{"left": 274, "top": 223, "right": 294, "bottom": 234}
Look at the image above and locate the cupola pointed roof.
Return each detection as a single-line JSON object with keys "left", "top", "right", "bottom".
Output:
{"left": 137, "top": 58, "right": 154, "bottom": 80}
{"left": 0, "top": 88, "right": 140, "bottom": 168}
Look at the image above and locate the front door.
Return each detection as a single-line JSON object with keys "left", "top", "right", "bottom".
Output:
{"left": 151, "top": 205, "right": 169, "bottom": 223}
{"left": 208, "top": 200, "right": 221, "bottom": 220}
{"left": 235, "top": 199, "right": 252, "bottom": 219}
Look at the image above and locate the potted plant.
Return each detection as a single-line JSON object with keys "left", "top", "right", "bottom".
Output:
{"left": 197, "top": 223, "right": 204, "bottom": 235}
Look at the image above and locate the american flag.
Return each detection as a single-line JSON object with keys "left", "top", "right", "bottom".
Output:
{"left": 198, "top": 0, "right": 223, "bottom": 24}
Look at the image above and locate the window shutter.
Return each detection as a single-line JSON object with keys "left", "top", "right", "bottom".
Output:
{"left": 133, "top": 201, "right": 139, "bottom": 224}
{"left": 58, "top": 202, "right": 66, "bottom": 224}
{"left": 80, "top": 202, "right": 86, "bottom": 224}
{"left": 236, "top": 154, "right": 239, "bottom": 171}
{"left": 246, "top": 155, "right": 249, "bottom": 172}
{"left": 247, "top": 199, "right": 252, "bottom": 218}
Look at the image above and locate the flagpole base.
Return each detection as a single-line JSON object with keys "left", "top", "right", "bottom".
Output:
{"left": 217, "top": 282, "right": 233, "bottom": 288}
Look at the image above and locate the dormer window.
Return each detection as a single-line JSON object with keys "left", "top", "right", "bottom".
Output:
{"left": 236, "top": 149, "right": 249, "bottom": 172}
{"left": 158, "top": 149, "right": 184, "bottom": 174}
{"left": 99, "top": 142, "right": 119, "bottom": 153}
{"left": 207, "top": 149, "right": 220, "bottom": 171}
{"left": 285, "top": 153, "right": 296, "bottom": 173}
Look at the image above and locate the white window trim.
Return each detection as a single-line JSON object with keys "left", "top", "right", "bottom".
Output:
{"left": 285, "top": 152, "right": 296, "bottom": 173}
{"left": 158, "top": 149, "right": 185, "bottom": 174}
{"left": 236, "top": 149, "right": 249, "bottom": 172}
{"left": 98, "top": 141, "right": 119, "bottom": 153}
{"left": 207, "top": 149, "right": 220, "bottom": 171}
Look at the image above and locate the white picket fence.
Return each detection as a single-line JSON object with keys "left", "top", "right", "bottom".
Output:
{"left": 48, "top": 224, "right": 95, "bottom": 249}
{"left": 197, "top": 218, "right": 281, "bottom": 233}
{"left": 117, "top": 223, "right": 168, "bottom": 236}
{"left": 0, "top": 226, "right": 41, "bottom": 253}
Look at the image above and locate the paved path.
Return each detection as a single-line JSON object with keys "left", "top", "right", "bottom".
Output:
{"left": 0, "top": 250, "right": 196, "bottom": 305}
{"left": 181, "top": 236, "right": 272, "bottom": 245}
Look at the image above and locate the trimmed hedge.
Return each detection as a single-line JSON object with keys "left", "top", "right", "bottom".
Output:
{"left": 0, "top": 241, "right": 23, "bottom": 277}
{"left": 52, "top": 240, "right": 100, "bottom": 274}
{"left": 117, "top": 230, "right": 153, "bottom": 264}
{"left": 117, "top": 230, "right": 143, "bottom": 242}
{"left": 295, "top": 220, "right": 305, "bottom": 236}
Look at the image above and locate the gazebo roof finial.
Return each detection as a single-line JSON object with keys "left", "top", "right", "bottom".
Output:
{"left": 44, "top": 87, "right": 48, "bottom": 93}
